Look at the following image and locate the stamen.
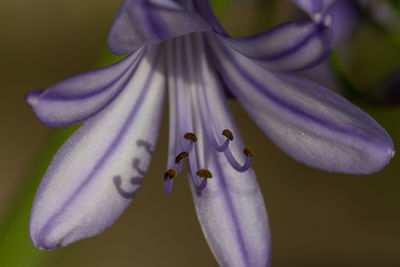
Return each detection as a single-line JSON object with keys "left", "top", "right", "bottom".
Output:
{"left": 224, "top": 146, "right": 254, "bottom": 172}
{"left": 183, "top": 132, "right": 197, "bottom": 153}
{"left": 163, "top": 169, "right": 177, "bottom": 195}
{"left": 243, "top": 146, "right": 254, "bottom": 157}
{"left": 164, "top": 169, "right": 177, "bottom": 181}
{"left": 184, "top": 132, "right": 198, "bottom": 142}
{"left": 196, "top": 169, "right": 213, "bottom": 179}
{"left": 193, "top": 169, "right": 213, "bottom": 192}
{"left": 195, "top": 179, "right": 208, "bottom": 192}
{"left": 175, "top": 151, "right": 189, "bottom": 164}
{"left": 222, "top": 129, "right": 234, "bottom": 141}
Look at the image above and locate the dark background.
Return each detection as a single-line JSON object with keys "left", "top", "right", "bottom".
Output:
{"left": 1, "top": 0, "right": 400, "bottom": 266}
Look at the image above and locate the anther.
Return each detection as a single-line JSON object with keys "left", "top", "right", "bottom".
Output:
{"left": 175, "top": 152, "right": 189, "bottom": 164}
{"left": 184, "top": 132, "right": 198, "bottom": 143}
{"left": 222, "top": 129, "right": 234, "bottom": 141}
{"left": 243, "top": 146, "right": 254, "bottom": 157}
{"left": 164, "top": 169, "right": 177, "bottom": 181}
{"left": 196, "top": 169, "right": 213, "bottom": 179}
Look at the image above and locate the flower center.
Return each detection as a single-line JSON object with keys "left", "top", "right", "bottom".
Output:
{"left": 163, "top": 34, "right": 254, "bottom": 196}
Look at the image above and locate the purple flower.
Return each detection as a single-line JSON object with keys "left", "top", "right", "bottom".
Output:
{"left": 26, "top": 1, "right": 394, "bottom": 266}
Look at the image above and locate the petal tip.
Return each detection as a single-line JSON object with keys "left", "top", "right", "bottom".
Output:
{"left": 29, "top": 229, "right": 55, "bottom": 251}
{"left": 312, "top": 13, "right": 332, "bottom": 27}
{"left": 29, "top": 222, "right": 73, "bottom": 251}
{"left": 365, "top": 142, "right": 395, "bottom": 175}
{"left": 25, "top": 89, "right": 45, "bottom": 107}
{"left": 323, "top": 14, "right": 332, "bottom": 27}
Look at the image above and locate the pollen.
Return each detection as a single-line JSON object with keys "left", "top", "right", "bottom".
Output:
{"left": 243, "top": 146, "right": 254, "bottom": 157}
{"left": 196, "top": 169, "right": 213, "bottom": 179}
{"left": 184, "top": 132, "right": 198, "bottom": 143}
{"left": 175, "top": 151, "right": 189, "bottom": 164}
{"left": 164, "top": 169, "right": 177, "bottom": 180}
{"left": 222, "top": 129, "right": 234, "bottom": 141}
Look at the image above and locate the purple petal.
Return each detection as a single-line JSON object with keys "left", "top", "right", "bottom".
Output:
{"left": 328, "top": 0, "right": 360, "bottom": 44}
{"left": 292, "top": 0, "right": 335, "bottom": 15}
{"left": 220, "top": 19, "right": 333, "bottom": 72}
{"left": 208, "top": 35, "right": 394, "bottom": 174}
{"left": 29, "top": 48, "right": 166, "bottom": 249}
{"left": 187, "top": 35, "right": 270, "bottom": 266}
{"left": 25, "top": 49, "right": 145, "bottom": 127}
{"left": 107, "top": 0, "right": 211, "bottom": 55}
{"left": 191, "top": 153, "right": 270, "bottom": 267}
{"left": 192, "top": 0, "right": 229, "bottom": 36}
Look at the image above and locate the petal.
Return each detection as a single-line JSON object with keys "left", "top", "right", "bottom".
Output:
{"left": 190, "top": 153, "right": 270, "bottom": 267}
{"left": 328, "top": 0, "right": 359, "bottom": 44}
{"left": 193, "top": 0, "right": 229, "bottom": 36}
{"left": 29, "top": 47, "right": 166, "bottom": 249}
{"left": 107, "top": 0, "right": 211, "bottom": 55}
{"left": 187, "top": 35, "right": 270, "bottom": 267}
{"left": 292, "top": 0, "right": 335, "bottom": 15}
{"left": 208, "top": 35, "right": 394, "bottom": 174}
{"left": 25, "top": 49, "right": 145, "bottom": 127}
{"left": 219, "top": 19, "right": 333, "bottom": 72}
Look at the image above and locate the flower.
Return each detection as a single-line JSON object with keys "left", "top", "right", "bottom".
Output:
{"left": 299, "top": 0, "right": 400, "bottom": 105}
{"left": 26, "top": 1, "right": 394, "bottom": 266}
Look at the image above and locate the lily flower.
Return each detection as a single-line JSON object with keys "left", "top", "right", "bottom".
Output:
{"left": 26, "top": 1, "right": 394, "bottom": 266}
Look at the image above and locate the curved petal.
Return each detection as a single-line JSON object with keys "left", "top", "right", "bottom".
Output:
{"left": 29, "top": 47, "right": 166, "bottom": 249}
{"left": 193, "top": 0, "right": 229, "bottom": 36}
{"left": 190, "top": 152, "right": 270, "bottom": 267}
{"left": 25, "top": 49, "right": 145, "bottom": 127}
{"left": 107, "top": 0, "right": 211, "bottom": 55}
{"left": 208, "top": 35, "right": 394, "bottom": 174}
{"left": 187, "top": 34, "right": 270, "bottom": 267}
{"left": 219, "top": 19, "right": 333, "bottom": 72}
{"left": 292, "top": 0, "right": 335, "bottom": 15}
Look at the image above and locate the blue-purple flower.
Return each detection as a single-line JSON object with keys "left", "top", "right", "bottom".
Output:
{"left": 26, "top": 1, "right": 394, "bottom": 266}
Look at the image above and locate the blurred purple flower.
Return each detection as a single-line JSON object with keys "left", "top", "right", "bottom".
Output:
{"left": 26, "top": 0, "right": 394, "bottom": 266}
{"left": 300, "top": 0, "right": 400, "bottom": 104}
{"left": 359, "top": 0, "right": 400, "bottom": 30}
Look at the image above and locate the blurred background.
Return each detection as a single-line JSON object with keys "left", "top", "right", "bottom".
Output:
{"left": 1, "top": 0, "right": 400, "bottom": 266}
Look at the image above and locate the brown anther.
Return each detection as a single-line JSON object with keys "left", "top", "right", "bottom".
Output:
{"left": 196, "top": 169, "right": 213, "bottom": 179}
{"left": 164, "top": 169, "right": 177, "bottom": 181}
{"left": 222, "top": 129, "right": 234, "bottom": 141}
{"left": 184, "top": 132, "right": 198, "bottom": 143}
{"left": 175, "top": 151, "right": 189, "bottom": 164}
{"left": 243, "top": 146, "right": 254, "bottom": 157}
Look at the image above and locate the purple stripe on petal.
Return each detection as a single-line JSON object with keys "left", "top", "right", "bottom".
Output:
{"left": 220, "top": 19, "right": 333, "bottom": 72}
{"left": 29, "top": 47, "right": 166, "bottom": 249}
{"left": 292, "top": 0, "right": 335, "bottom": 15}
{"left": 26, "top": 49, "right": 145, "bottom": 127}
{"left": 191, "top": 153, "right": 270, "bottom": 267}
{"left": 208, "top": 35, "right": 394, "bottom": 174}
{"left": 193, "top": 0, "right": 229, "bottom": 36}
{"left": 107, "top": 0, "right": 211, "bottom": 55}
{"left": 187, "top": 33, "right": 270, "bottom": 267}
